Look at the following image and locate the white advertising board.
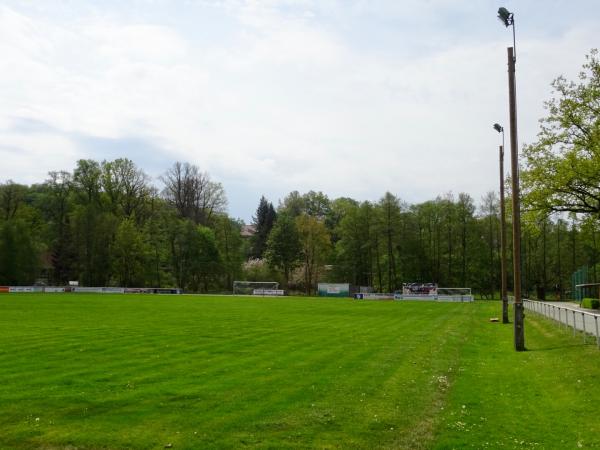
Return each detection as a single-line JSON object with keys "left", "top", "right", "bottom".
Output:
{"left": 73, "top": 287, "right": 104, "bottom": 293}
{"left": 102, "top": 287, "right": 125, "bottom": 294}
{"left": 9, "top": 286, "right": 36, "bottom": 293}
{"left": 44, "top": 287, "right": 66, "bottom": 293}
{"left": 253, "top": 289, "right": 285, "bottom": 296}
{"left": 354, "top": 293, "right": 394, "bottom": 300}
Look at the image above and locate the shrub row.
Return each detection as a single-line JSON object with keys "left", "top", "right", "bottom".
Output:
{"left": 582, "top": 298, "right": 600, "bottom": 309}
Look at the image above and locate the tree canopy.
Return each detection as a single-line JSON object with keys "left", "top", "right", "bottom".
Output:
{"left": 522, "top": 49, "right": 600, "bottom": 216}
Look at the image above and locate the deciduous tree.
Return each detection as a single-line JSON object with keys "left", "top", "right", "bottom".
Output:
{"left": 522, "top": 49, "right": 600, "bottom": 216}
{"left": 265, "top": 214, "right": 301, "bottom": 288}
{"left": 296, "top": 214, "right": 331, "bottom": 295}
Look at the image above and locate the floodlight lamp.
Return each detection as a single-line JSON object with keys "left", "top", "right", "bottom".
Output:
{"left": 497, "top": 7, "right": 513, "bottom": 27}
{"left": 493, "top": 123, "right": 503, "bottom": 133}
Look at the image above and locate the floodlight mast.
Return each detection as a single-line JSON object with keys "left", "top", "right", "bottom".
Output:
{"left": 497, "top": 7, "right": 516, "bottom": 61}
{"left": 498, "top": 6, "right": 524, "bottom": 351}
{"left": 494, "top": 123, "right": 509, "bottom": 324}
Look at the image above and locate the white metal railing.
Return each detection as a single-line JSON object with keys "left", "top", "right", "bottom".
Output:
{"left": 518, "top": 297, "right": 600, "bottom": 349}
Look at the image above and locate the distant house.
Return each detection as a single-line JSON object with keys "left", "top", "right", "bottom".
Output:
{"left": 240, "top": 224, "right": 256, "bottom": 238}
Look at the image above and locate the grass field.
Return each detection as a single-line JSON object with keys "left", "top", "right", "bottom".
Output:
{"left": 0, "top": 294, "right": 599, "bottom": 449}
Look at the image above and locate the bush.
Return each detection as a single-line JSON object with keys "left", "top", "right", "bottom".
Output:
{"left": 582, "top": 298, "right": 600, "bottom": 309}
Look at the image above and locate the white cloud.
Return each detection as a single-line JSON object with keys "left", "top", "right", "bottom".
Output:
{"left": 0, "top": 2, "right": 598, "bottom": 220}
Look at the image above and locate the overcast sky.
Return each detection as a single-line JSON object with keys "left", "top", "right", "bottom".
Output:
{"left": 0, "top": 0, "right": 598, "bottom": 222}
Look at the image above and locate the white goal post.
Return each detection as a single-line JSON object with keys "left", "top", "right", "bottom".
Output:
{"left": 233, "top": 281, "right": 280, "bottom": 295}
{"left": 394, "top": 285, "right": 473, "bottom": 302}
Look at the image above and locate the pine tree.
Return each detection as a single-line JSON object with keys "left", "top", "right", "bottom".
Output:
{"left": 251, "top": 196, "right": 276, "bottom": 258}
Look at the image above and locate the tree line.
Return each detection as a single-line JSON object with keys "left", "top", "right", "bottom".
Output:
{"left": 0, "top": 160, "right": 241, "bottom": 292}
{"left": 0, "top": 168, "right": 597, "bottom": 299}
{"left": 0, "top": 49, "right": 598, "bottom": 298}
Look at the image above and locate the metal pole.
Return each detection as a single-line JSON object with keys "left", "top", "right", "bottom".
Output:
{"left": 499, "top": 144, "right": 509, "bottom": 323}
{"left": 508, "top": 46, "right": 525, "bottom": 351}
{"left": 582, "top": 312, "right": 586, "bottom": 343}
{"left": 595, "top": 315, "right": 599, "bottom": 348}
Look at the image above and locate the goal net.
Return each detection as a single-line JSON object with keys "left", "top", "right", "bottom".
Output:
{"left": 395, "top": 284, "right": 473, "bottom": 302}
{"left": 437, "top": 288, "right": 472, "bottom": 296}
{"left": 437, "top": 288, "right": 473, "bottom": 302}
{"left": 233, "top": 281, "right": 280, "bottom": 295}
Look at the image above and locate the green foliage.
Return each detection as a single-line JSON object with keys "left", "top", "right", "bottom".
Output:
{"left": 168, "top": 219, "right": 222, "bottom": 292}
{"left": 582, "top": 298, "right": 600, "bottom": 309}
{"left": 71, "top": 205, "right": 117, "bottom": 286}
{"left": 278, "top": 190, "right": 304, "bottom": 217}
{"left": 73, "top": 159, "right": 102, "bottom": 205}
{"left": 0, "top": 219, "right": 43, "bottom": 285}
{"left": 279, "top": 190, "right": 331, "bottom": 219}
{"left": 213, "top": 215, "right": 245, "bottom": 288}
{"left": 377, "top": 192, "right": 403, "bottom": 292}
{"left": 250, "top": 195, "right": 276, "bottom": 258}
{"left": 333, "top": 201, "right": 374, "bottom": 287}
{"left": 265, "top": 213, "right": 301, "bottom": 287}
{"left": 0, "top": 158, "right": 241, "bottom": 290}
{"left": 522, "top": 49, "right": 600, "bottom": 215}
{"left": 112, "top": 218, "right": 150, "bottom": 287}
{"left": 143, "top": 197, "right": 174, "bottom": 287}
{"left": 296, "top": 214, "right": 331, "bottom": 294}
{"left": 0, "top": 181, "right": 28, "bottom": 220}
{"left": 101, "top": 158, "right": 150, "bottom": 219}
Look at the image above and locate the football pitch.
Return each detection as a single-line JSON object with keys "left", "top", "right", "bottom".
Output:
{"left": 1, "top": 294, "right": 599, "bottom": 449}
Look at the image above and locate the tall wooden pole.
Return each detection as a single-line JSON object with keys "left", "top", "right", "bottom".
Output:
{"left": 499, "top": 144, "right": 509, "bottom": 323}
{"left": 508, "top": 46, "right": 525, "bottom": 350}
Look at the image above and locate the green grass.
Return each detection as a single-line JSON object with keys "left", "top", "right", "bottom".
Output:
{"left": 0, "top": 294, "right": 599, "bottom": 449}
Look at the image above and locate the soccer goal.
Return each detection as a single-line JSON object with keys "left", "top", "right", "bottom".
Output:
{"left": 394, "top": 283, "right": 473, "bottom": 302}
{"left": 436, "top": 288, "right": 473, "bottom": 302}
{"left": 233, "top": 281, "right": 280, "bottom": 295}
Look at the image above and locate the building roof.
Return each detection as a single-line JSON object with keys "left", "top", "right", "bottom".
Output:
{"left": 241, "top": 224, "right": 256, "bottom": 238}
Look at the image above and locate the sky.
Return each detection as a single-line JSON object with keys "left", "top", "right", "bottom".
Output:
{"left": 0, "top": 0, "right": 599, "bottom": 222}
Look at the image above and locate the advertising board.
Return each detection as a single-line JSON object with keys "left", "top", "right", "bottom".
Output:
{"left": 44, "top": 287, "right": 66, "bottom": 293}
{"left": 317, "top": 283, "right": 350, "bottom": 297}
{"left": 73, "top": 287, "right": 105, "bottom": 293}
{"left": 354, "top": 293, "right": 394, "bottom": 300}
{"left": 253, "top": 289, "right": 285, "bottom": 296}
{"left": 9, "top": 286, "right": 37, "bottom": 293}
{"left": 102, "top": 287, "right": 126, "bottom": 294}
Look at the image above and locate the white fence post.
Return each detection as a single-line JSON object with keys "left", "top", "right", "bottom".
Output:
{"left": 558, "top": 307, "right": 562, "bottom": 329}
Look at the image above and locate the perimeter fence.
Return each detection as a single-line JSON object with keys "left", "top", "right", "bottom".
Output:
{"left": 519, "top": 297, "right": 600, "bottom": 349}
